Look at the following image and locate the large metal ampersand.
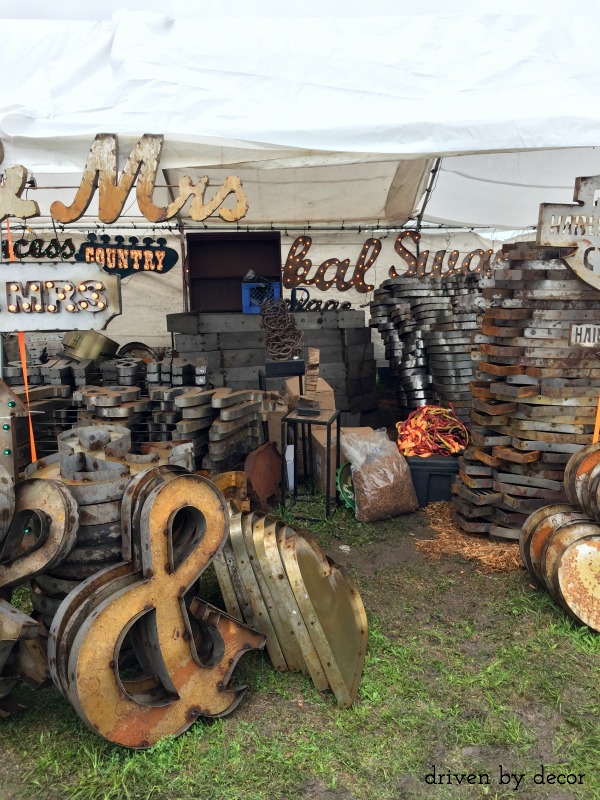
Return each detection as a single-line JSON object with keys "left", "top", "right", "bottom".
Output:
{"left": 52, "top": 470, "right": 264, "bottom": 748}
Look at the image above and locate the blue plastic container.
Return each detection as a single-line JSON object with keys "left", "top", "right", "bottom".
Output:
{"left": 241, "top": 281, "right": 281, "bottom": 314}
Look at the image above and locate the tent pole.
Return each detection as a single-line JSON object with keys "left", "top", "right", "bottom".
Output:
{"left": 414, "top": 157, "right": 442, "bottom": 256}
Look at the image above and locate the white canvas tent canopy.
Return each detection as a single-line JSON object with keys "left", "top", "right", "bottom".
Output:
{"left": 1, "top": 0, "right": 600, "bottom": 231}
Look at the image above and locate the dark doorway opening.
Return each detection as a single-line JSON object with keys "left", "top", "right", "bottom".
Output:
{"left": 187, "top": 232, "right": 282, "bottom": 313}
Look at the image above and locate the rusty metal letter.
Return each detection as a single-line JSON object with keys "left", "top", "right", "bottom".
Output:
{"left": 166, "top": 175, "right": 249, "bottom": 222}
{"left": 0, "top": 140, "right": 40, "bottom": 222}
{"left": 50, "top": 134, "right": 166, "bottom": 225}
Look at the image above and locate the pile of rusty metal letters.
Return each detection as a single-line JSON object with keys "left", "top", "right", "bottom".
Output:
{"left": 2, "top": 379, "right": 279, "bottom": 478}
{"left": 452, "top": 242, "right": 600, "bottom": 540}
{"left": 203, "top": 389, "right": 279, "bottom": 471}
{"left": 520, "top": 444, "right": 600, "bottom": 632}
{"left": 4, "top": 351, "right": 206, "bottom": 392}
{"left": 369, "top": 273, "right": 484, "bottom": 423}
{"left": 23, "top": 426, "right": 192, "bottom": 628}
{"left": 73, "top": 384, "right": 218, "bottom": 462}
{"left": 214, "top": 510, "right": 367, "bottom": 708}
{"left": 0, "top": 440, "right": 368, "bottom": 747}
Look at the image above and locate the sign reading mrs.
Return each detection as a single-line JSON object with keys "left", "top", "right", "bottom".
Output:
{"left": 0, "top": 136, "right": 248, "bottom": 225}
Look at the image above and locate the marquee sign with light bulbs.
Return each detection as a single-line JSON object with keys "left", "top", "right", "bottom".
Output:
{"left": 283, "top": 233, "right": 494, "bottom": 293}
{"left": 389, "top": 231, "right": 494, "bottom": 279}
{"left": 0, "top": 263, "right": 122, "bottom": 332}
{"left": 74, "top": 233, "right": 178, "bottom": 278}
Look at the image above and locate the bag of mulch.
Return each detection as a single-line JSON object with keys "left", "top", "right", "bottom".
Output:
{"left": 341, "top": 429, "right": 418, "bottom": 523}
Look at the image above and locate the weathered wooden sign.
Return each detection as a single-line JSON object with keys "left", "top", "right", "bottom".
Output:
{"left": 74, "top": 234, "right": 178, "bottom": 277}
{"left": 0, "top": 263, "right": 121, "bottom": 331}
{"left": 0, "top": 135, "right": 249, "bottom": 225}
{"left": 1, "top": 237, "right": 75, "bottom": 261}
{"left": 538, "top": 174, "right": 600, "bottom": 291}
{"left": 283, "top": 233, "right": 495, "bottom": 293}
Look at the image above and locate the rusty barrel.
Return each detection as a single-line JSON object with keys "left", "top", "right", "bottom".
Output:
{"left": 563, "top": 444, "right": 600, "bottom": 521}
{"left": 520, "top": 502, "right": 600, "bottom": 632}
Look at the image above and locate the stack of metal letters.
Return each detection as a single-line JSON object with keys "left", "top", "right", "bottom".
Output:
{"left": 202, "top": 389, "right": 278, "bottom": 471}
{"left": 24, "top": 425, "right": 193, "bottom": 629}
{"left": 72, "top": 385, "right": 217, "bottom": 467}
{"left": 453, "top": 243, "right": 600, "bottom": 539}
{"left": 214, "top": 509, "right": 367, "bottom": 708}
{"left": 369, "top": 274, "right": 484, "bottom": 422}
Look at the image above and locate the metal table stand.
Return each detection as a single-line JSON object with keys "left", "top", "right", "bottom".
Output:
{"left": 280, "top": 407, "right": 341, "bottom": 519}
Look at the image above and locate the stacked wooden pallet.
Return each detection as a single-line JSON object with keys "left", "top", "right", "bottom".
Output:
{"left": 453, "top": 243, "right": 600, "bottom": 540}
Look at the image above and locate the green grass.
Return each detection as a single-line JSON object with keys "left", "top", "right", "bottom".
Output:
{"left": 1, "top": 506, "right": 599, "bottom": 800}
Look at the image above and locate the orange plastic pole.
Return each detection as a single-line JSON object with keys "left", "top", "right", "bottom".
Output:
{"left": 593, "top": 394, "right": 600, "bottom": 445}
{"left": 5, "top": 219, "right": 37, "bottom": 463}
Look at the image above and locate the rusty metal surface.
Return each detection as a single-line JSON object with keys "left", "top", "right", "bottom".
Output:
{"left": 537, "top": 175, "right": 600, "bottom": 292}
{"left": 212, "top": 547, "right": 244, "bottom": 623}
{"left": 48, "top": 563, "right": 138, "bottom": 698}
{"left": 0, "top": 598, "right": 42, "bottom": 711}
{"left": 52, "top": 469, "right": 263, "bottom": 748}
{"left": 520, "top": 505, "right": 589, "bottom": 588}
{"left": 34, "top": 573, "right": 80, "bottom": 598}
{"left": 0, "top": 479, "right": 79, "bottom": 589}
{"left": 240, "top": 513, "right": 288, "bottom": 672}
{"left": 50, "top": 134, "right": 165, "bottom": 225}
{"left": 541, "top": 521, "right": 600, "bottom": 600}
{"left": 77, "top": 501, "right": 122, "bottom": 527}
{"left": 227, "top": 511, "right": 286, "bottom": 670}
{"left": 209, "top": 472, "right": 250, "bottom": 513}
{"left": 251, "top": 518, "right": 306, "bottom": 675}
{"left": 212, "top": 515, "right": 253, "bottom": 625}
{"left": 557, "top": 535, "right": 600, "bottom": 631}
{"left": 452, "top": 238, "right": 600, "bottom": 537}
{"left": 270, "top": 523, "right": 328, "bottom": 687}
{"left": 278, "top": 530, "right": 368, "bottom": 708}
{"left": 519, "top": 504, "right": 572, "bottom": 567}
{"left": 75, "top": 521, "right": 122, "bottom": 547}
{"left": 26, "top": 454, "right": 132, "bottom": 506}
{"left": 244, "top": 443, "right": 281, "bottom": 511}
{"left": 563, "top": 445, "right": 600, "bottom": 507}
{"left": 0, "top": 467, "right": 15, "bottom": 544}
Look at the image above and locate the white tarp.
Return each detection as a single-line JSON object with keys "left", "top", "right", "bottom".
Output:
{"left": 1, "top": 2, "right": 600, "bottom": 228}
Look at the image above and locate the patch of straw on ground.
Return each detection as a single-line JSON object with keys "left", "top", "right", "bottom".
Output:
{"left": 419, "top": 501, "right": 522, "bottom": 573}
